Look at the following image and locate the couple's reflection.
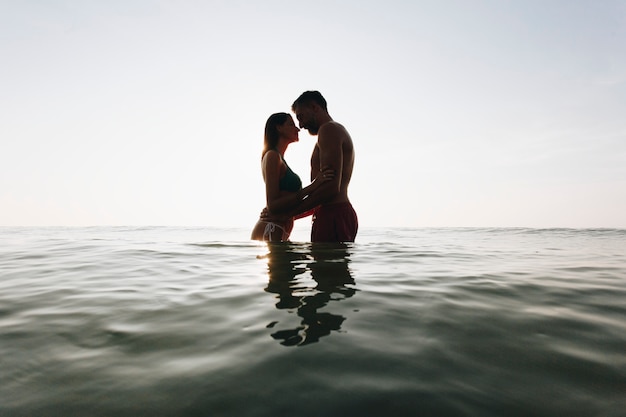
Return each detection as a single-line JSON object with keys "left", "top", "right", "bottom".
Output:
{"left": 263, "top": 242, "right": 356, "bottom": 346}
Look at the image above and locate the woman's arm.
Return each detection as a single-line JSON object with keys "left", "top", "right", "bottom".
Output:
{"left": 263, "top": 151, "right": 333, "bottom": 215}
{"left": 263, "top": 151, "right": 291, "bottom": 214}
{"left": 280, "top": 166, "right": 334, "bottom": 219}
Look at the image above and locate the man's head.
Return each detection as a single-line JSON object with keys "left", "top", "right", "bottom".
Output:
{"left": 291, "top": 91, "right": 328, "bottom": 135}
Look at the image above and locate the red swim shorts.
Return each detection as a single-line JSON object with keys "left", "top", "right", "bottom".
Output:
{"left": 311, "top": 202, "right": 358, "bottom": 243}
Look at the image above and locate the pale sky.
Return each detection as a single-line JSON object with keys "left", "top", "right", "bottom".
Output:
{"left": 1, "top": 0, "right": 625, "bottom": 229}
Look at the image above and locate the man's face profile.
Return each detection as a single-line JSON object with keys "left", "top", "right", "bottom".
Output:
{"left": 294, "top": 103, "right": 318, "bottom": 135}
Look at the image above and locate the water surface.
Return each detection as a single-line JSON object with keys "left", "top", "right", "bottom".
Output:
{"left": 1, "top": 227, "right": 625, "bottom": 416}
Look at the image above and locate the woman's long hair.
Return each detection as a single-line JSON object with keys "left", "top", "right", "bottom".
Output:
{"left": 262, "top": 112, "right": 290, "bottom": 159}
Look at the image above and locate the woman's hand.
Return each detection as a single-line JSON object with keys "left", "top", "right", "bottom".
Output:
{"left": 315, "top": 166, "right": 335, "bottom": 184}
{"left": 260, "top": 207, "right": 290, "bottom": 223}
{"left": 306, "top": 166, "right": 335, "bottom": 195}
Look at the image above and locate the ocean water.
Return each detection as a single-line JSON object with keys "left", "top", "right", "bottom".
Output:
{"left": 1, "top": 226, "right": 625, "bottom": 417}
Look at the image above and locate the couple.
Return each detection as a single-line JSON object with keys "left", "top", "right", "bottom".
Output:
{"left": 251, "top": 91, "right": 358, "bottom": 243}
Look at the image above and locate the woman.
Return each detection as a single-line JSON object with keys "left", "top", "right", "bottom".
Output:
{"left": 251, "top": 112, "right": 332, "bottom": 242}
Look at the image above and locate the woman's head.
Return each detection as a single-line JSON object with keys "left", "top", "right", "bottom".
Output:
{"left": 262, "top": 112, "right": 299, "bottom": 157}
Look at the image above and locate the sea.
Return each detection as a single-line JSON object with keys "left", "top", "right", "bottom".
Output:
{"left": 1, "top": 226, "right": 625, "bottom": 417}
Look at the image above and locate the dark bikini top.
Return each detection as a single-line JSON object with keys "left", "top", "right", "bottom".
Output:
{"left": 277, "top": 153, "right": 302, "bottom": 192}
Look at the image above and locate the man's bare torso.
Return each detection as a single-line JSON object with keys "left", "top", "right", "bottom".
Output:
{"left": 311, "top": 121, "right": 354, "bottom": 205}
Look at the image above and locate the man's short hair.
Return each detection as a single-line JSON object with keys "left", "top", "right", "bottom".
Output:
{"left": 292, "top": 91, "right": 328, "bottom": 112}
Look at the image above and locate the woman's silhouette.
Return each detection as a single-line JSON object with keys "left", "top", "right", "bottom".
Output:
{"left": 251, "top": 113, "right": 332, "bottom": 242}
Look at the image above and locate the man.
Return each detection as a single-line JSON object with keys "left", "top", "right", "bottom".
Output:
{"left": 289, "top": 91, "right": 358, "bottom": 242}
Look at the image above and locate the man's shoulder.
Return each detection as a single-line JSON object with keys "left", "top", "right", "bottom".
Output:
{"left": 319, "top": 120, "right": 345, "bottom": 133}
{"left": 318, "top": 121, "right": 349, "bottom": 142}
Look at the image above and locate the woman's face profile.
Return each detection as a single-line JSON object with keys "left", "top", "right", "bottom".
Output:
{"left": 278, "top": 116, "right": 300, "bottom": 143}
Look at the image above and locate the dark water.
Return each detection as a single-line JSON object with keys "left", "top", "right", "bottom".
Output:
{"left": 1, "top": 227, "right": 625, "bottom": 416}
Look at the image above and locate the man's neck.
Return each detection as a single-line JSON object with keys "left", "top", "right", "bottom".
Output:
{"left": 317, "top": 114, "right": 333, "bottom": 128}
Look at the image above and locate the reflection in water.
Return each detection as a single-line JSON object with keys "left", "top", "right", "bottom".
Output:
{"left": 263, "top": 242, "right": 356, "bottom": 346}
